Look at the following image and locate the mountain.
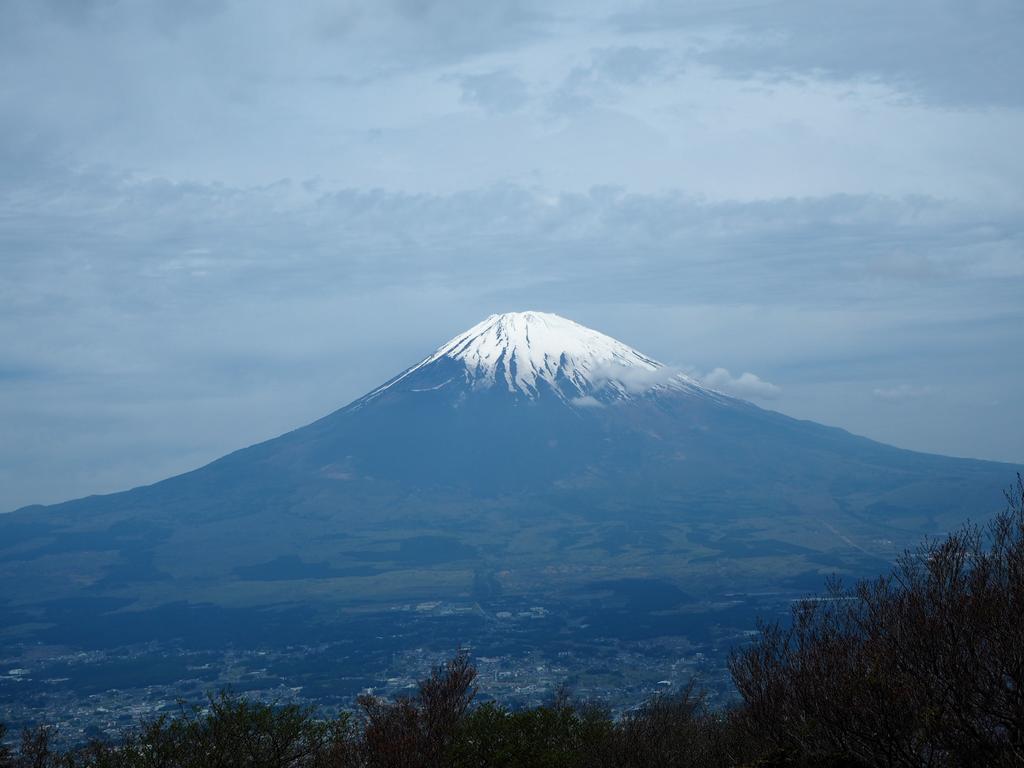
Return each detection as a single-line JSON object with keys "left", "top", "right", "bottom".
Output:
{"left": 0, "top": 312, "right": 1018, "bottom": 666}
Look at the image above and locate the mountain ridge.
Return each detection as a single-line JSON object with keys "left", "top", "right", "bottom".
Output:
{"left": 6, "top": 311, "right": 1018, "bottom": 515}
{"left": 0, "top": 312, "right": 1018, "bottom": 662}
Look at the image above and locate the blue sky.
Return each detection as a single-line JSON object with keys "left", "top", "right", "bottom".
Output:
{"left": 2, "top": 0, "right": 1022, "bottom": 510}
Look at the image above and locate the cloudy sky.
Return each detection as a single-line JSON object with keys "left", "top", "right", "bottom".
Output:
{"left": 2, "top": 0, "right": 1022, "bottom": 510}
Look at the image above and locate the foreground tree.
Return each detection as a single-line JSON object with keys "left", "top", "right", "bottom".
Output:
{"left": 731, "top": 474, "right": 1024, "bottom": 766}
{"left": 359, "top": 650, "right": 478, "bottom": 768}
{"left": 0, "top": 725, "right": 11, "bottom": 768}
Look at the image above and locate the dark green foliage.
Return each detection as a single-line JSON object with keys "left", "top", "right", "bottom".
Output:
{"left": 449, "top": 698, "right": 612, "bottom": 767}
{"left": 3, "top": 478, "right": 1022, "bottom": 767}
{"left": 449, "top": 684, "right": 751, "bottom": 768}
{"left": 118, "top": 692, "right": 347, "bottom": 767}
{"left": 0, "top": 683, "right": 749, "bottom": 768}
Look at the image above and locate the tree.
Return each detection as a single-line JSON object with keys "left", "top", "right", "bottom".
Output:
{"left": 0, "top": 724, "right": 12, "bottom": 768}
{"left": 730, "top": 474, "right": 1024, "bottom": 766}
{"left": 360, "top": 650, "right": 477, "bottom": 768}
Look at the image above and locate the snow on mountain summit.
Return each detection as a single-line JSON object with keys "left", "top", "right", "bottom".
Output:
{"left": 366, "top": 311, "right": 709, "bottom": 403}
{"left": 434, "top": 312, "right": 659, "bottom": 395}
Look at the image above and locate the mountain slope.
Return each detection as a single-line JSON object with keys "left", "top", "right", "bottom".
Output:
{"left": 0, "top": 312, "right": 1017, "bottom": 650}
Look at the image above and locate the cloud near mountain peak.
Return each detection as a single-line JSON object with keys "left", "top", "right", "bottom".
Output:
{"left": 701, "top": 368, "right": 781, "bottom": 400}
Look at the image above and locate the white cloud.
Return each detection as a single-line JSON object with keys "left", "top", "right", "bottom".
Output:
{"left": 590, "top": 363, "right": 680, "bottom": 395}
{"left": 616, "top": 0, "right": 1024, "bottom": 108}
{"left": 701, "top": 368, "right": 781, "bottom": 400}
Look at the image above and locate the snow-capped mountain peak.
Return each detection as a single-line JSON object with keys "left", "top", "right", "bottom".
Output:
{"left": 435, "top": 311, "right": 659, "bottom": 395}
{"left": 366, "top": 311, "right": 707, "bottom": 403}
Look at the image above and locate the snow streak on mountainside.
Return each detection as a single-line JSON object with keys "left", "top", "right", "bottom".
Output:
{"left": 364, "top": 311, "right": 710, "bottom": 404}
